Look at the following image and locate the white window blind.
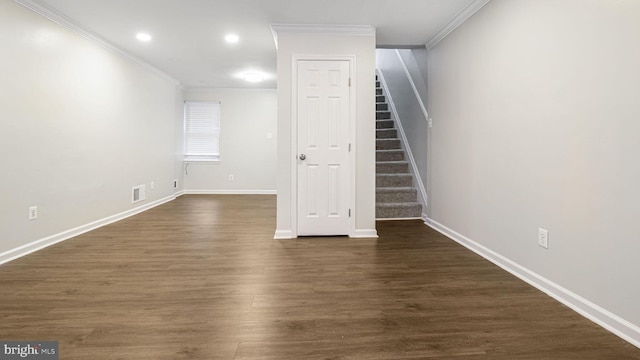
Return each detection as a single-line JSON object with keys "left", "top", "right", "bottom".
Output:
{"left": 184, "top": 101, "right": 220, "bottom": 161}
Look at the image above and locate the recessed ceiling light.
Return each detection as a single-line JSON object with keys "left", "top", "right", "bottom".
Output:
{"left": 225, "top": 34, "right": 239, "bottom": 43}
{"left": 136, "top": 33, "right": 152, "bottom": 42}
{"left": 243, "top": 73, "right": 264, "bottom": 83}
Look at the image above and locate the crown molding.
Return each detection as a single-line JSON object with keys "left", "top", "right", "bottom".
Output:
{"left": 425, "top": 0, "right": 491, "bottom": 50}
{"left": 14, "top": 0, "right": 182, "bottom": 87}
{"left": 271, "top": 24, "right": 375, "bottom": 48}
{"left": 184, "top": 87, "right": 277, "bottom": 92}
{"left": 271, "top": 24, "right": 375, "bottom": 36}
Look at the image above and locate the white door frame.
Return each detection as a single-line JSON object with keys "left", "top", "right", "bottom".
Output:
{"left": 290, "top": 54, "right": 357, "bottom": 237}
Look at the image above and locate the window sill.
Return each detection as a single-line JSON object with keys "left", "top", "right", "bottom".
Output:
{"left": 184, "top": 159, "right": 221, "bottom": 165}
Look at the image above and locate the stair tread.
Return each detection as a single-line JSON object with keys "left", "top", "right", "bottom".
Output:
{"left": 376, "top": 187, "right": 416, "bottom": 192}
{"left": 376, "top": 150, "right": 403, "bottom": 154}
{"left": 376, "top": 160, "right": 408, "bottom": 164}
{"left": 376, "top": 202, "right": 421, "bottom": 207}
{"left": 377, "top": 173, "right": 411, "bottom": 177}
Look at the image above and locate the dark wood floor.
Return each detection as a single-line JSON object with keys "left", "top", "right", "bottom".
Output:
{"left": 1, "top": 195, "right": 639, "bottom": 359}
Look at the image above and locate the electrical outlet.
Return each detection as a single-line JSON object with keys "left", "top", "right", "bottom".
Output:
{"left": 29, "top": 206, "right": 38, "bottom": 220}
{"left": 538, "top": 228, "right": 549, "bottom": 249}
{"left": 228, "top": 174, "right": 234, "bottom": 181}
{"left": 173, "top": 179, "right": 178, "bottom": 189}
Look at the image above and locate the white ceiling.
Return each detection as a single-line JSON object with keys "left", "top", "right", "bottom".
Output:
{"left": 27, "top": 0, "right": 480, "bottom": 89}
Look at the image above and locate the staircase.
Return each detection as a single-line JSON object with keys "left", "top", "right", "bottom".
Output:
{"left": 376, "top": 75, "right": 423, "bottom": 219}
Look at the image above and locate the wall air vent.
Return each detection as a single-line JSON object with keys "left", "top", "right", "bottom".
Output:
{"left": 132, "top": 184, "right": 146, "bottom": 204}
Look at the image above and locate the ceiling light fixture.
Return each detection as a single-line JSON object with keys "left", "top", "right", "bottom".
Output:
{"left": 225, "top": 34, "right": 239, "bottom": 43}
{"left": 136, "top": 33, "right": 152, "bottom": 42}
{"left": 243, "top": 73, "right": 264, "bottom": 83}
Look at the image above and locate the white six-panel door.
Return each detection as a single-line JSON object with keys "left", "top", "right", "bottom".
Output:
{"left": 296, "top": 60, "right": 351, "bottom": 236}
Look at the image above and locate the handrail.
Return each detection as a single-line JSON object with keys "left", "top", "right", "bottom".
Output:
{"left": 395, "top": 49, "right": 430, "bottom": 124}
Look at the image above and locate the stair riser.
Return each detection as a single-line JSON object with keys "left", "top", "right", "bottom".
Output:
{"left": 376, "top": 129, "right": 398, "bottom": 139}
{"left": 376, "top": 175, "right": 412, "bottom": 187}
{"left": 376, "top": 191, "right": 417, "bottom": 203}
{"left": 376, "top": 88, "right": 383, "bottom": 95}
{"left": 376, "top": 95, "right": 385, "bottom": 103}
{"left": 376, "top": 139, "right": 401, "bottom": 150}
{"left": 376, "top": 111, "right": 391, "bottom": 120}
{"left": 376, "top": 151, "right": 404, "bottom": 162}
{"left": 376, "top": 103, "right": 388, "bottom": 111}
{"left": 376, "top": 162, "right": 409, "bottom": 174}
{"left": 376, "top": 120, "right": 394, "bottom": 129}
{"left": 376, "top": 204, "right": 422, "bottom": 218}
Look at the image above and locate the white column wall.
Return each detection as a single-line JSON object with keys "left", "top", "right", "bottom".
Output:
{"left": 274, "top": 31, "right": 377, "bottom": 238}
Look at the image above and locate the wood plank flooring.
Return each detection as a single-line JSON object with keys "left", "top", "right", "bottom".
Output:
{"left": 1, "top": 195, "right": 639, "bottom": 359}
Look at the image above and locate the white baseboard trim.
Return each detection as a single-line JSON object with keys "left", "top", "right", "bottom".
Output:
{"left": 183, "top": 190, "right": 277, "bottom": 195}
{"left": 274, "top": 230, "right": 294, "bottom": 239}
{"left": 425, "top": 217, "right": 640, "bottom": 349}
{"left": 274, "top": 229, "right": 378, "bottom": 239}
{"left": 0, "top": 195, "right": 177, "bottom": 266}
{"left": 376, "top": 217, "right": 422, "bottom": 221}
{"left": 174, "top": 190, "right": 186, "bottom": 197}
{"left": 351, "top": 229, "right": 379, "bottom": 238}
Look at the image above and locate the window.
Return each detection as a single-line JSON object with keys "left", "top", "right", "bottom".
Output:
{"left": 184, "top": 101, "right": 221, "bottom": 161}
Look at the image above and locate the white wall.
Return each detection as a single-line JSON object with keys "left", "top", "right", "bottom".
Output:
{"left": 182, "top": 89, "right": 277, "bottom": 193}
{"left": 274, "top": 30, "right": 377, "bottom": 238}
{"left": 0, "top": 1, "right": 182, "bottom": 261}
{"left": 427, "top": 0, "right": 640, "bottom": 344}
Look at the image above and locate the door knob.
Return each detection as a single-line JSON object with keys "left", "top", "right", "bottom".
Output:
{"left": 299, "top": 154, "right": 307, "bottom": 160}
